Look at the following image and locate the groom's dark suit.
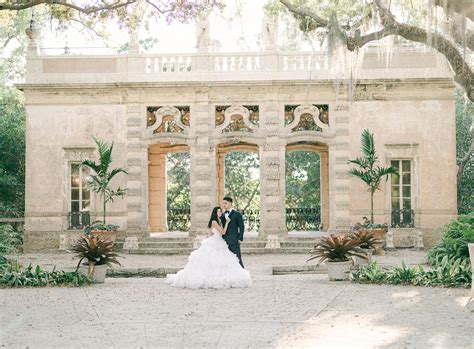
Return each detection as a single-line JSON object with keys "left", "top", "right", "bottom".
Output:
{"left": 221, "top": 209, "right": 245, "bottom": 268}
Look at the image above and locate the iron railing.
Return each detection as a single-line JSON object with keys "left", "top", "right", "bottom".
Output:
{"left": 167, "top": 208, "right": 191, "bottom": 231}
{"left": 241, "top": 209, "right": 260, "bottom": 232}
{"left": 166, "top": 207, "right": 323, "bottom": 232}
{"left": 68, "top": 211, "right": 90, "bottom": 229}
{"left": 391, "top": 208, "right": 415, "bottom": 228}
{"left": 286, "top": 207, "right": 321, "bottom": 231}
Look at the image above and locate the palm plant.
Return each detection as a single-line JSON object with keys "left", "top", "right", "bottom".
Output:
{"left": 81, "top": 137, "right": 127, "bottom": 225}
{"left": 348, "top": 129, "right": 399, "bottom": 224}
{"left": 72, "top": 236, "right": 121, "bottom": 278}
{"left": 308, "top": 234, "right": 367, "bottom": 264}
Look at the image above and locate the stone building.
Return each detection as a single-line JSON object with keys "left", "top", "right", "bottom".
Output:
{"left": 19, "top": 23, "right": 457, "bottom": 251}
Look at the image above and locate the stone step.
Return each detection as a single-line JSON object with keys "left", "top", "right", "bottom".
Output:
{"left": 124, "top": 248, "right": 195, "bottom": 255}
{"left": 280, "top": 241, "right": 317, "bottom": 248}
{"left": 121, "top": 246, "right": 313, "bottom": 255}
{"left": 138, "top": 241, "right": 195, "bottom": 249}
{"left": 140, "top": 237, "right": 195, "bottom": 242}
{"left": 284, "top": 237, "right": 322, "bottom": 241}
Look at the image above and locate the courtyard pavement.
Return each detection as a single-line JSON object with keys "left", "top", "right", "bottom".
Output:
{"left": 1, "top": 251, "right": 472, "bottom": 348}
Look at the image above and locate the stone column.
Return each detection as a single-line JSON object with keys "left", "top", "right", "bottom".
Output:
{"left": 125, "top": 98, "right": 148, "bottom": 237}
{"left": 216, "top": 150, "right": 225, "bottom": 202}
{"left": 320, "top": 150, "right": 330, "bottom": 230}
{"left": 148, "top": 147, "right": 167, "bottom": 231}
{"left": 259, "top": 95, "right": 286, "bottom": 239}
{"left": 328, "top": 100, "right": 351, "bottom": 232}
{"left": 189, "top": 90, "right": 215, "bottom": 237}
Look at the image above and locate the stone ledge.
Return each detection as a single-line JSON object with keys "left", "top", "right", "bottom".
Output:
{"left": 272, "top": 265, "right": 326, "bottom": 275}
{"left": 106, "top": 267, "right": 180, "bottom": 278}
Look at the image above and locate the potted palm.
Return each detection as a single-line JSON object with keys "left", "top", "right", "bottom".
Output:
{"left": 81, "top": 137, "right": 127, "bottom": 243}
{"left": 348, "top": 129, "right": 398, "bottom": 244}
{"left": 72, "top": 235, "right": 121, "bottom": 283}
{"left": 308, "top": 234, "right": 366, "bottom": 281}
{"left": 350, "top": 230, "right": 380, "bottom": 265}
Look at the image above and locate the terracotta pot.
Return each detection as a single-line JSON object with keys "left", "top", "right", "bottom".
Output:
{"left": 79, "top": 264, "right": 108, "bottom": 283}
{"left": 356, "top": 228, "right": 386, "bottom": 255}
{"left": 326, "top": 260, "right": 353, "bottom": 281}
{"left": 91, "top": 230, "right": 117, "bottom": 243}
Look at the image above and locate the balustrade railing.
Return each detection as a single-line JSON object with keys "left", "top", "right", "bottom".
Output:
{"left": 167, "top": 208, "right": 191, "bottom": 231}
{"left": 391, "top": 208, "right": 415, "bottom": 228}
{"left": 286, "top": 207, "right": 321, "bottom": 231}
{"left": 145, "top": 55, "right": 194, "bottom": 73}
{"left": 68, "top": 211, "right": 90, "bottom": 230}
{"left": 212, "top": 54, "right": 261, "bottom": 72}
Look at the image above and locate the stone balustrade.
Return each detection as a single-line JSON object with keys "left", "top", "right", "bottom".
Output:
{"left": 24, "top": 47, "right": 452, "bottom": 84}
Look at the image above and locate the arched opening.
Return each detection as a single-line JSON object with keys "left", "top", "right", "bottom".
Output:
{"left": 286, "top": 142, "right": 329, "bottom": 232}
{"left": 148, "top": 143, "right": 190, "bottom": 232}
{"left": 216, "top": 143, "right": 260, "bottom": 233}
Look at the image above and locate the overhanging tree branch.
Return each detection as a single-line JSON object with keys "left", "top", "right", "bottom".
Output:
{"left": 0, "top": 0, "right": 138, "bottom": 13}
{"left": 374, "top": 0, "right": 473, "bottom": 101}
{"left": 280, "top": 0, "right": 473, "bottom": 101}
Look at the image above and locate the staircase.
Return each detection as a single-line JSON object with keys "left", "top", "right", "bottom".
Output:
{"left": 115, "top": 235, "right": 321, "bottom": 255}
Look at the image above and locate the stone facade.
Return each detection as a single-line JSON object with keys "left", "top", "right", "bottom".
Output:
{"left": 19, "top": 40, "right": 457, "bottom": 250}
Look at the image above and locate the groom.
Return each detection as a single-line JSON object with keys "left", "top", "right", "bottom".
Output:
{"left": 221, "top": 196, "right": 245, "bottom": 268}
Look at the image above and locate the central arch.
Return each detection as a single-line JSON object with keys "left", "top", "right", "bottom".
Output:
{"left": 216, "top": 142, "right": 260, "bottom": 232}
{"left": 286, "top": 142, "right": 329, "bottom": 231}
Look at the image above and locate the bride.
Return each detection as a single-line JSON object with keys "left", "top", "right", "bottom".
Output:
{"left": 165, "top": 206, "right": 251, "bottom": 289}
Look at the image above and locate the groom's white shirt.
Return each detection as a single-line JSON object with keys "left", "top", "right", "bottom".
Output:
{"left": 225, "top": 208, "right": 234, "bottom": 219}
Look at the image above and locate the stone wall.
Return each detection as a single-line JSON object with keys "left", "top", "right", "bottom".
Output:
{"left": 21, "top": 67, "right": 456, "bottom": 250}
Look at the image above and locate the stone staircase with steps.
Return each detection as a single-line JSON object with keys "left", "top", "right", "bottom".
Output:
{"left": 114, "top": 236, "right": 320, "bottom": 255}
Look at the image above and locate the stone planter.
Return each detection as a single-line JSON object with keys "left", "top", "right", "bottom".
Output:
{"left": 353, "top": 248, "right": 373, "bottom": 266}
{"left": 469, "top": 243, "right": 474, "bottom": 298}
{"left": 326, "top": 260, "right": 353, "bottom": 281}
{"left": 79, "top": 264, "right": 108, "bottom": 283}
{"left": 91, "top": 230, "right": 117, "bottom": 244}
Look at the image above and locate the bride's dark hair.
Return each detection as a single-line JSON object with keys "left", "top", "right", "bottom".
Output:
{"left": 207, "top": 206, "right": 221, "bottom": 228}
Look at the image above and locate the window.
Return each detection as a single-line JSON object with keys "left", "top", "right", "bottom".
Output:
{"left": 391, "top": 160, "right": 414, "bottom": 227}
{"left": 70, "top": 163, "right": 90, "bottom": 212}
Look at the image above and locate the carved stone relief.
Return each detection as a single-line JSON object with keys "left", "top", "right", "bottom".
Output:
{"left": 147, "top": 106, "right": 190, "bottom": 134}
{"left": 285, "top": 104, "right": 329, "bottom": 133}
{"left": 215, "top": 105, "right": 259, "bottom": 133}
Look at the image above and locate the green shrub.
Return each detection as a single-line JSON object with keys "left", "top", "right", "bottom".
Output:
{"left": 427, "top": 213, "right": 474, "bottom": 264}
{"left": 352, "top": 257, "right": 471, "bottom": 288}
{"left": 0, "top": 263, "right": 90, "bottom": 287}
{"left": 420, "top": 256, "right": 471, "bottom": 288}
{"left": 351, "top": 261, "right": 387, "bottom": 283}
{"left": 386, "top": 261, "right": 420, "bottom": 285}
{"left": 0, "top": 224, "right": 22, "bottom": 265}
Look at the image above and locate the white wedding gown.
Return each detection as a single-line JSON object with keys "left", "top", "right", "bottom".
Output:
{"left": 165, "top": 228, "right": 251, "bottom": 289}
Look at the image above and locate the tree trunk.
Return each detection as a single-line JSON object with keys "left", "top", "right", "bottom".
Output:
{"left": 103, "top": 195, "right": 106, "bottom": 224}
{"left": 370, "top": 189, "right": 375, "bottom": 224}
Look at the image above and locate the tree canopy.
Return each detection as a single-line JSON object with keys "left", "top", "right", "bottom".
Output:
{"left": 279, "top": 0, "right": 473, "bottom": 101}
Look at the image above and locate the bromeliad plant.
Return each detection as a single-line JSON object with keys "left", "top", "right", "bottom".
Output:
{"left": 308, "top": 234, "right": 367, "bottom": 264}
{"left": 348, "top": 129, "right": 399, "bottom": 224}
{"left": 81, "top": 137, "right": 127, "bottom": 226}
{"left": 350, "top": 230, "right": 381, "bottom": 250}
{"left": 72, "top": 236, "right": 121, "bottom": 278}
